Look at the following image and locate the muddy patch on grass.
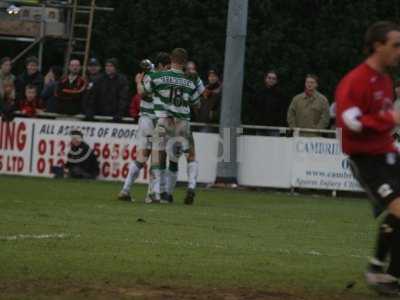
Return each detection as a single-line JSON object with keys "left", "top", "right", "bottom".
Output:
{"left": 0, "top": 280, "right": 375, "bottom": 300}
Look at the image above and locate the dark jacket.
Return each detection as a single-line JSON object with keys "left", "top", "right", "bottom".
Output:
{"left": 88, "top": 73, "right": 130, "bottom": 119}
{"left": 66, "top": 142, "right": 99, "bottom": 179}
{"left": 197, "top": 81, "right": 222, "bottom": 123}
{"left": 55, "top": 75, "right": 86, "bottom": 115}
{"left": 252, "top": 85, "right": 289, "bottom": 127}
{"left": 0, "top": 94, "right": 17, "bottom": 121}
{"left": 15, "top": 71, "right": 44, "bottom": 102}
{"left": 83, "top": 72, "right": 102, "bottom": 116}
{"left": 41, "top": 81, "right": 58, "bottom": 113}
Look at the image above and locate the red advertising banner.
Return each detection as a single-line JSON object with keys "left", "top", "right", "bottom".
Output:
{"left": 0, "top": 118, "right": 33, "bottom": 175}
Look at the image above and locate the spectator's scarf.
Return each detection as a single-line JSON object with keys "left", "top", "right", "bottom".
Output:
{"left": 305, "top": 89, "right": 316, "bottom": 97}
{"left": 204, "top": 81, "right": 222, "bottom": 98}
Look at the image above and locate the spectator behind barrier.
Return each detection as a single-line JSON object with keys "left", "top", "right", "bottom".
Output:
{"left": 65, "top": 130, "right": 99, "bottom": 179}
{"left": 0, "top": 57, "right": 15, "bottom": 101}
{"left": 19, "top": 84, "right": 44, "bottom": 117}
{"left": 197, "top": 68, "right": 222, "bottom": 130}
{"left": 15, "top": 56, "right": 44, "bottom": 103}
{"left": 0, "top": 79, "right": 17, "bottom": 121}
{"left": 87, "top": 58, "right": 130, "bottom": 121}
{"left": 250, "top": 70, "right": 289, "bottom": 136}
{"left": 287, "top": 74, "right": 330, "bottom": 136}
{"left": 56, "top": 59, "right": 86, "bottom": 115}
{"left": 86, "top": 58, "right": 102, "bottom": 83}
{"left": 41, "top": 66, "right": 63, "bottom": 113}
{"left": 83, "top": 58, "right": 102, "bottom": 117}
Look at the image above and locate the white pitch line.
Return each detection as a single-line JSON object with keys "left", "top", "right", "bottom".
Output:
{"left": 0, "top": 233, "right": 77, "bottom": 241}
{"left": 140, "top": 239, "right": 368, "bottom": 260}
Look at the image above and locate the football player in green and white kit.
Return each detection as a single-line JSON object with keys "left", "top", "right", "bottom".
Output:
{"left": 163, "top": 61, "right": 205, "bottom": 204}
{"left": 138, "top": 48, "right": 201, "bottom": 204}
{"left": 118, "top": 52, "right": 170, "bottom": 202}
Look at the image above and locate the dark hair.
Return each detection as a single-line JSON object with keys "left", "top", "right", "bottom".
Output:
{"left": 364, "top": 21, "right": 400, "bottom": 55}
{"left": 0, "top": 57, "right": 11, "bottom": 66}
{"left": 306, "top": 73, "right": 319, "bottom": 83}
{"left": 25, "top": 56, "right": 39, "bottom": 66}
{"left": 25, "top": 84, "right": 37, "bottom": 91}
{"left": 70, "top": 130, "right": 83, "bottom": 137}
{"left": 50, "top": 65, "right": 63, "bottom": 80}
{"left": 208, "top": 68, "right": 220, "bottom": 78}
{"left": 170, "top": 48, "right": 188, "bottom": 65}
{"left": 155, "top": 52, "right": 171, "bottom": 67}
{"left": 105, "top": 58, "right": 119, "bottom": 69}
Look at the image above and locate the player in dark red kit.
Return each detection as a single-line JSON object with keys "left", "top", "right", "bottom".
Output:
{"left": 336, "top": 21, "right": 400, "bottom": 295}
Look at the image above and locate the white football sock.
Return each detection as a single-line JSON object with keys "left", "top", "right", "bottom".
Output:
{"left": 187, "top": 161, "right": 198, "bottom": 190}
{"left": 147, "top": 172, "right": 155, "bottom": 195}
{"left": 122, "top": 161, "right": 142, "bottom": 193}
{"left": 151, "top": 168, "right": 162, "bottom": 196}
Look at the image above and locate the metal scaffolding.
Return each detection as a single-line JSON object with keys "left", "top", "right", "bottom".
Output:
{"left": 0, "top": 0, "right": 113, "bottom": 71}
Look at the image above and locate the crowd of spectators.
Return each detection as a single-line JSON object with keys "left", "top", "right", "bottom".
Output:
{"left": 249, "top": 72, "right": 333, "bottom": 135}
{"left": 0, "top": 54, "right": 342, "bottom": 135}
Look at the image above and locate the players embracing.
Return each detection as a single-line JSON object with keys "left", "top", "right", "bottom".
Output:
{"left": 118, "top": 48, "right": 203, "bottom": 205}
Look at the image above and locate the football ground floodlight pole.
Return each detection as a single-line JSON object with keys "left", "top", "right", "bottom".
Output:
{"left": 216, "top": 0, "right": 248, "bottom": 184}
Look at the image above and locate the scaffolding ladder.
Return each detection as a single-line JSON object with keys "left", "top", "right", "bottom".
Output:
{"left": 64, "top": 0, "right": 96, "bottom": 74}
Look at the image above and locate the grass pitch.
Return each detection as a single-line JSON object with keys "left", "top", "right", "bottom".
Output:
{"left": 0, "top": 176, "right": 389, "bottom": 299}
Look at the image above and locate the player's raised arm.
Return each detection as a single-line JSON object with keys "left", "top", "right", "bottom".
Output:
{"left": 135, "top": 72, "right": 146, "bottom": 96}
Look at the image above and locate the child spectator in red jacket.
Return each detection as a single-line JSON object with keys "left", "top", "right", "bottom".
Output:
{"left": 19, "top": 84, "right": 44, "bottom": 117}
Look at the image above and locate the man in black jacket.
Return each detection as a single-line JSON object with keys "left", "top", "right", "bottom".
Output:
{"left": 87, "top": 58, "right": 129, "bottom": 121}
{"left": 251, "top": 71, "right": 289, "bottom": 135}
{"left": 83, "top": 58, "right": 102, "bottom": 116}
{"left": 15, "top": 56, "right": 44, "bottom": 103}
{"left": 65, "top": 130, "right": 99, "bottom": 179}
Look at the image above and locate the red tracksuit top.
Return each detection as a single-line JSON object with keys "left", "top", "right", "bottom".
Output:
{"left": 335, "top": 63, "right": 397, "bottom": 155}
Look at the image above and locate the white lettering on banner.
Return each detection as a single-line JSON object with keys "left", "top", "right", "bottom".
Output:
{"left": 0, "top": 118, "right": 32, "bottom": 175}
{"left": 291, "top": 137, "right": 362, "bottom": 192}
{"left": 31, "top": 119, "right": 144, "bottom": 181}
{"left": 0, "top": 119, "right": 362, "bottom": 192}
{"left": 0, "top": 118, "right": 218, "bottom": 184}
{"left": 296, "top": 140, "right": 341, "bottom": 155}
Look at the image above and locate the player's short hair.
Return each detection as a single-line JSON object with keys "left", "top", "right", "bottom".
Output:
{"left": 306, "top": 73, "right": 319, "bottom": 83}
{"left": 155, "top": 52, "right": 171, "bottom": 67}
{"left": 364, "top": 21, "right": 400, "bottom": 55}
{"left": 170, "top": 48, "right": 188, "bottom": 65}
